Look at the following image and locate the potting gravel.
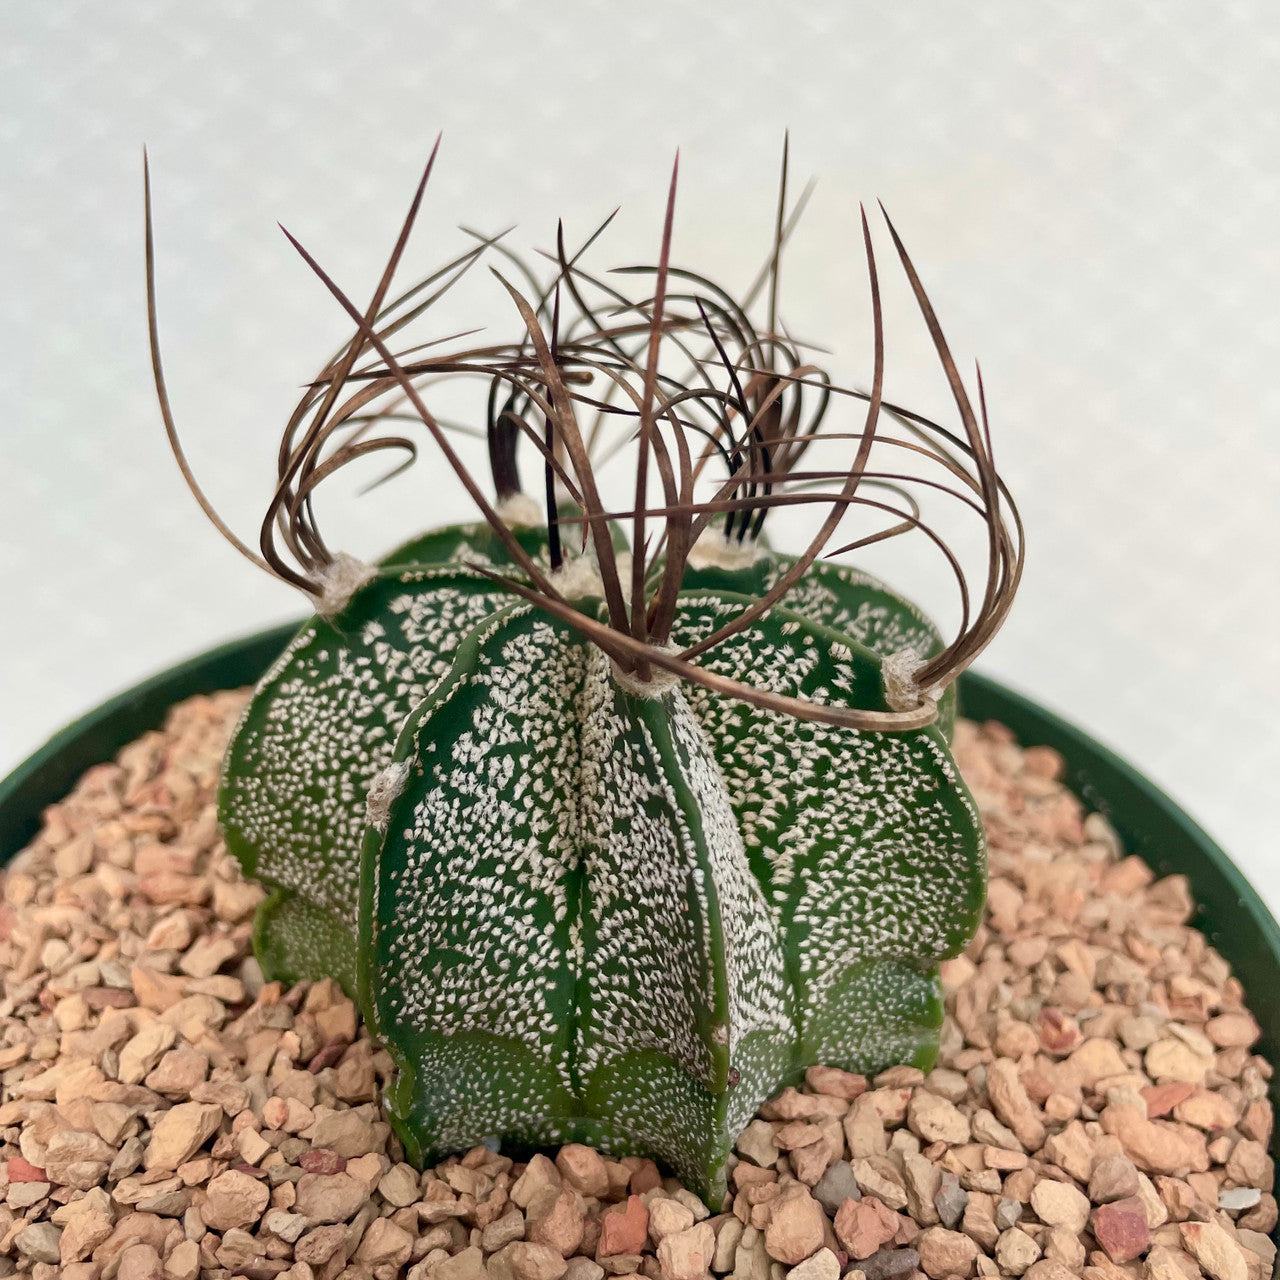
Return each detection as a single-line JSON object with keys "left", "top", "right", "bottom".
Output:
{"left": 0, "top": 691, "right": 1274, "bottom": 1280}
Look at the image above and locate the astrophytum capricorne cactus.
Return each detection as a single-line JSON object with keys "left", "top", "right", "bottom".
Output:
{"left": 146, "top": 140, "right": 1022, "bottom": 1201}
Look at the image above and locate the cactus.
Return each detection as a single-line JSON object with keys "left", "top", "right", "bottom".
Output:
{"left": 147, "top": 144, "right": 1022, "bottom": 1202}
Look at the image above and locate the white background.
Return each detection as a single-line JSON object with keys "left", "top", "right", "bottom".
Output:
{"left": 2, "top": 4, "right": 1278, "bottom": 902}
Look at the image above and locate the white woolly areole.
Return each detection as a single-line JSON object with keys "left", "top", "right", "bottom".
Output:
{"left": 611, "top": 648, "right": 681, "bottom": 699}
{"left": 365, "top": 759, "right": 412, "bottom": 833}
{"left": 315, "top": 552, "right": 377, "bottom": 618}
{"left": 494, "top": 492, "right": 543, "bottom": 528}
{"left": 549, "top": 553, "right": 605, "bottom": 602}
{"left": 687, "top": 531, "right": 765, "bottom": 571}
{"left": 882, "top": 647, "right": 932, "bottom": 712}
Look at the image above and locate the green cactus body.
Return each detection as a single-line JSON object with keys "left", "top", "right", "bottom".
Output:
{"left": 220, "top": 535, "right": 984, "bottom": 1201}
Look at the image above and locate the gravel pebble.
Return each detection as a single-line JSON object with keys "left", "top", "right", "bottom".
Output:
{"left": 859, "top": 1245, "right": 919, "bottom": 1280}
{"left": 812, "top": 1159, "right": 858, "bottom": 1215}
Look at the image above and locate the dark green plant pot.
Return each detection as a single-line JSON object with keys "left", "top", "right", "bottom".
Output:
{"left": 2, "top": 624, "right": 1277, "bottom": 1238}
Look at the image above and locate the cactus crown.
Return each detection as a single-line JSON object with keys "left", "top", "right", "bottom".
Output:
{"left": 146, "top": 138, "right": 1022, "bottom": 1202}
